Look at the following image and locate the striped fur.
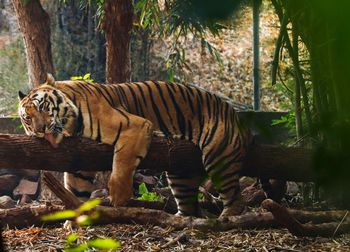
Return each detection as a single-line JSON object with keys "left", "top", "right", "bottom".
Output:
{"left": 18, "top": 74, "right": 251, "bottom": 217}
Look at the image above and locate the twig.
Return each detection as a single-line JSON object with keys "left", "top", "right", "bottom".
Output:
{"left": 161, "top": 231, "right": 188, "bottom": 249}
{"left": 333, "top": 211, "right": 349, "bottom": 237}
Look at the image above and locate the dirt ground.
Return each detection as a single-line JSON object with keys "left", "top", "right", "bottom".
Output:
{"left": 3, "top": 223, "right": 350, "bottom": 251}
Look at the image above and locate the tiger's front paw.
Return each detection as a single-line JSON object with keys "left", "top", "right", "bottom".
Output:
{"left": 108, "top": 176, "right": 132, "bottom": 207}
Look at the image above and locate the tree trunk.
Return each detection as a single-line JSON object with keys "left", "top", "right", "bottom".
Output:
{"left": 0, "top": 134, "right": 316, "bottom": 182}
{"left": 104, "top": 0, "right": 133, "bottom": 83}
{"left": 11, "top": 0, "right": 54, "bottom": 88}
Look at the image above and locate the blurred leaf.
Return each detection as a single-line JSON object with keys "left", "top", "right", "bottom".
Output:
{"left": 138, "top": 182, "right": 149, "bottom": 195}
{"left": 87, "top": 238, "right": 121, "bottom": 250}
{"left": 42, "top": 210, "right": 76, "bottom": 221}
{"left": 78, "top": 198, "right": 101, "bottom": 212}
{"left": 76, "top": 215, "right": 93, "bottom": 226}
{"left": 66, "top": 233, "right": 79, "bottom": 246}
{"left": 64, "top": 244, "right": 88, "bottom": 252}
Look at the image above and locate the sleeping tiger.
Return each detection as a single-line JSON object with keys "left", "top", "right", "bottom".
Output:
{"left": 18, "top": 74, "right": 251, "bottom": 217}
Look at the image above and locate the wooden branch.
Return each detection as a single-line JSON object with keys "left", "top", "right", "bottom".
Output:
{"left": 1, "top": 174, "right": 348, "bottom": 234}
{"left": 0, "top": 134, "right": 315, "bottom": 181}
{"left": 41, "top": 171, "right": 279, "bottom": 231}
{"left": 42, "top": 172, "right": 81, "bottom": 209}
{"left": 0, "top": 204, "right": 64, "bottom": 228}
{"left": 262, "top": 199, "right": 350, "bottom": 237}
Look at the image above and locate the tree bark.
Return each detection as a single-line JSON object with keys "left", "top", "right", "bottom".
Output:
{"left": 103, "top": 0, "right": 133, "bottom": 83}
{"left": 11, "top": 0, "right": 54, "bottom": 89}
{"left": 0, "top": 133, "right": 315, "bottom": 181}
{"left": 2, "top": 176, "right": 348, "bottom": 235}
{"left": 262, "top": 199, "right": 350, "bottom": 237}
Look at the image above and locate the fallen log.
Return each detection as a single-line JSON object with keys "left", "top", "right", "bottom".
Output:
{"left": 1, "top": 173, "right": 347, "bottom": 232}
{"left": 262, "top": 199, "right": 350, "bottom": 237}
{"left": 0, "top": 133, "right": 315, "bottom": 181}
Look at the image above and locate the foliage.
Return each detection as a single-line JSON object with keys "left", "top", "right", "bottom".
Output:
{"left": 272, "top": 0, "right": 350, "bottom": 205}
{"left": 70, "top": 73, "right": 95, "bottom": 83}
{"left": 46, "top": 0, "right": 106, "bottom": 82}
{"left": 42, "top": 199, "right": 121, "bottom": 251}
{"left": 133, "top": 0, "right": 246, "bottom": 81}
{"left": 137, "top": 182, "right": 163, "bottom": 202}
{"left": 0, "top": 39, "right": 28, "bottom": 115}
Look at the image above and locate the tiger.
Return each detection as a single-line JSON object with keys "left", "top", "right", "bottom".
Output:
{"left": 18, "top": 74, "right": 251, "bottom": 217}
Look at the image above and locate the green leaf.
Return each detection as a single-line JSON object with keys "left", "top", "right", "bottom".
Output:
{"left": 78, "top": 198, "right": 101, "bottom": 212}
{"left": 42, "top": 210, "right": 76, "bottom": 221}
{"left": 83, "top": 73, "right": 91, "bottom": 80}
{"left": 138, "top": 182, "right": 149, "bottom": 195}
{"left": 87, "top": 238, "right": 121, "bottom": 250}
{"left": 71, "top": 76, "right": 83, "bottom": 81}
{"left": 64, "top": 244, "right": 88, "bottom": 252}
{"left": 66, "top": 233, "right": 79, "bottom": 246}
{"left": 76, "top": 215, "right": 93, "bottom": 226}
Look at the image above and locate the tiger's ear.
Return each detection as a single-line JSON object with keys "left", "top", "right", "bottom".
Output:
{"left": 18, "top": 91, "right": 27, "bottom": 100}
{"left": 46, "top": 73, "right": 55, "bottom": 86}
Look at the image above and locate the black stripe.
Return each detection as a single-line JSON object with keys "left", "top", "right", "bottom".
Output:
{"left": 165, "top": 84, "right": 186, "bottom": 138}
{"left": 135, "top": 83, "right": 148, "bottom": 107}
{"left": 185, "top": 85, "right": 195, "bottom": 97}
{"left": 196, "top": 89, "right": 204, "bottom": 145}
{"left": 204, "top": 130, "right": 231, "bottom": 166}
{"left": 99, "top": 84, "right": 116, "bottom": 107}
{"left": 65, "top": 85, "right": 84, "bottom": 97}
{"left": 219, "top": 183, "right": 240, "bottom": 195}
{"left": 126, "top": 84, "right": 143, "bottom": 117}
{"left": 67, "top": 185, "right": 92, "bottom": 199}
{"left": 152, "top": 81, "right": 176, "bottom": 129}
{"left": 86, "top": 98, "right": 93, "bottom": 138}
{"left": 76, "top": 82, "right": 93, "bottom": 96}
{"left": 172, "top": 194, "right": 196, "bottom": 200}
{"left": 96, "top": 119, "right": 101, "bottom": 142}
{"left": 202, "top": 115, "right": 220, "bottom": 149}
{"left": 89, "top": 84, "right": 115, "bottom": 108}
{"left": 117, "top": 86, "right": 131, "bottom": 109}
{"left": 205, "top": 92, "right": 212, "bottom": 120}
{"left": 114, "top": 108, "right": 130, "bottom": 126}
{"left": 112, "top": 122, "right": 123, "bottom": 146}
{"left": 83, "top": 82, "right": 99, "bottom": 97}
{"left": 69, "top": 172, "right": 95, "bottom": 184}
{"left": 185, "top": 89, "right": 195, "bottom": 114}
{"left": 187, "top": 120, "right": 193, "bottom": 141}
{"left": 76, "top": 105, "right": 84, "bottom": 136}
{"left": 107, "top": 85, "right": 120, "bottom": 101}
{"left": 143, "top": 82, "right": 171, "bottom": 136}
{"left": 177, "top": 84, "right": 189, "bottom": 103}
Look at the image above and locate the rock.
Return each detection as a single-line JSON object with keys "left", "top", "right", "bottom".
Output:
{"left": 19, "top": 194, "right": 32, "bottom": 205}
{"left": 241, "top": 184, "right": 266, "bottom": 207}
{"left": 286, "top": 181, "right": 299, "bottom": 196}
{"left": 0, "top": 168, "right": 40, "bottom": 181}
{"left": 90, "top": 189, "right": 109, "bottom": 199}
{"left": 0, "top": 195, "right": 16, "bottom": 209}
{"left": 13, "top": 179, "right": 39, "bottom": 199}
{"left": 134, "top": 172, "right": 157, "bottom": 185}
{"left": 240, "top": 176, "right": 256, "bottom": 190}
{"left": 0, "top": 174, "right": 19, "bottom": 195}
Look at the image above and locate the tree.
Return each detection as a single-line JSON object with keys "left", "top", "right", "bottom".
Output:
{"left": 271, "top": 0, "right": 350, "bottom": 204}
{"left": 12, "top": 0, "right": 54, "bottom": 88}
{"left": 103, "top": 0, "right": 133, "bottom": 83}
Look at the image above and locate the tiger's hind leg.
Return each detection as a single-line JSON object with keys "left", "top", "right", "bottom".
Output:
{"left": 64, "top": 171, "right": 96, "bottom": 201}
{"left": 166, "top": 172, "right": 202, "bottom": 216}
{"left": 205, "top": 153, "right": 245, "bottom": 217}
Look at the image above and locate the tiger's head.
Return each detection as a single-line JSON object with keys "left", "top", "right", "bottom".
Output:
{"left": 18, "top": 74, "right": 79, "bottom": 148}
